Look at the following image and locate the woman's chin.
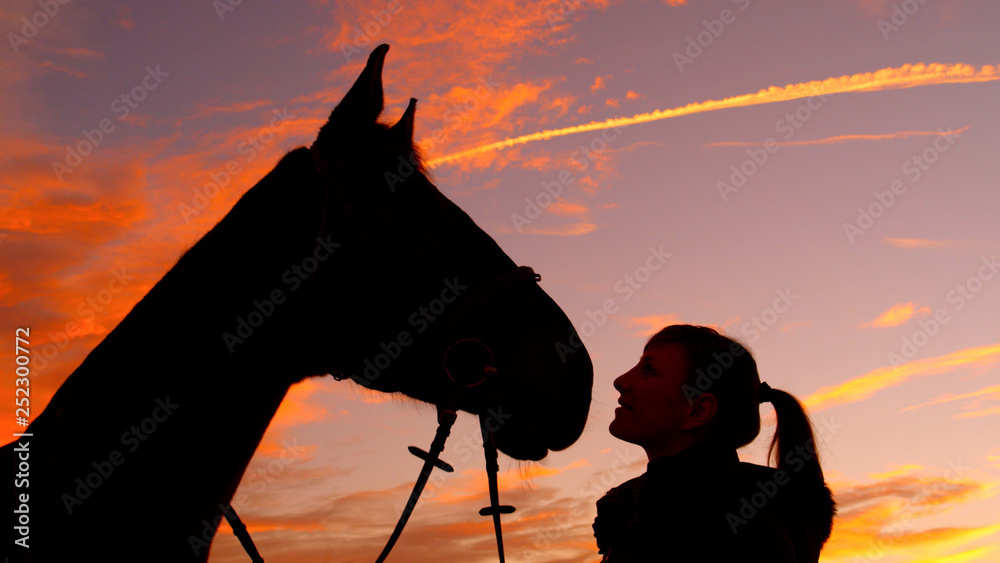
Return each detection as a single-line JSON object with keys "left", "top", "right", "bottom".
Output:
{"left": 608, "top": 417, "right": 628, "bottom": 441}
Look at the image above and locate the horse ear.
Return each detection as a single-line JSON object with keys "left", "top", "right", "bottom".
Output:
{"left": 331, "top": 44, "right": 389, "bottom": 125}
{"left": 388, "top": 98, "right": 417, "bottom": 143}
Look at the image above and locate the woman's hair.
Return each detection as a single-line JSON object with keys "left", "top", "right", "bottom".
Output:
{"left": 645, "top": 324, "right": 824, "bottom": 481}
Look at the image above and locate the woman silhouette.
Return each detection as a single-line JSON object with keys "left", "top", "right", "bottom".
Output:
{"left": 593, "top": 325, "right": 835, "bottom": 562}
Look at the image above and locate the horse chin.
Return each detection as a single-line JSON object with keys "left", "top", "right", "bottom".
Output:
{"left": 490, "top": 416, "right": 551, "bottom": 462}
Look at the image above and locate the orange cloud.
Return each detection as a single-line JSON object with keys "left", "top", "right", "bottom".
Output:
{"left": 803, "top": 343, "right": 1000, "bottom": 412}
{"left": 315, "top": 0, "right": 615, "bottom": 175}
{"left": 546, "top": 201, "right": 589, "bottom": 216}
{"left": 861, "top": 302, "right": 931, "bottom": 328}
{"left": 211, "top": 456, "right": 604, "bottom": 563}
{"left": 625, "top": 90, "right": 643, "bottom": 100}
{"left": 627, "top": 314, "right": 682, "bottom": 337}
{"left": 270, "top": 378, "right": 340, "bottom": 428}
{"left": 882, "top": 237, "right": 969, "bottom": 249}
{"left": 824, "top": 466, "right": 999, "bottom": 561}
{"left": 514, "top": 223, "right": 597, "bottom": 236}
{"left": 430, "top": 62, "right": 999, "bottom": 166}
{"left": 902, "top": 384, "right": 1000, "bottom": 414}
{"left": 954, "top": 406, "right": 1000, "bottom": 419}
{"left": 542, "top": 95, "right": 575, "bottom": 119}
{"left": 177, "top": 99, "right": 275, "bottom": 123}
{"left": 605, "top": 98, "right": 619, "bottom": 108}
{"left": 780, "top": 320, "right": 812, "bottom": 333}
{"left": 590, "top": 75, "right": 608, "bottom": 92}
{"left": 909, "top": 547, "right": 1000, "bottom": 563}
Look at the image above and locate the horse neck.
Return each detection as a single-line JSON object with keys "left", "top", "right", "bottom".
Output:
{"left": 44, "top": 149, "right": 330, "bottom": 533}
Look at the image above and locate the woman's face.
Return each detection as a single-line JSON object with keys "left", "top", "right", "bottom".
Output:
{"left": 609, "top": 343, "right": 695, "bottom": 457}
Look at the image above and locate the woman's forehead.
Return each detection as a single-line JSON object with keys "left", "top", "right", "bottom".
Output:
{"left": 640, "top": 343, "right": 687, "bottom": 366}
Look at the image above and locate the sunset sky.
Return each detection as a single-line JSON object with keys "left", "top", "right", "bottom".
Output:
{"left": 2, "top": 0, "right": 999, "bottom": 561}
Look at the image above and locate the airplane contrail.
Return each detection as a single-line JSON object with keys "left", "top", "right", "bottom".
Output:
{"left": 703, "top": 126, "right": 970, "bottom": 148}
{"left": 427, "top": 62, "right": 998, "bottom": 168}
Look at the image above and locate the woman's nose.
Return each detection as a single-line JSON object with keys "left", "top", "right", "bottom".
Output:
{"left": 613, "top": 369, "right": 630, "bottom": 392}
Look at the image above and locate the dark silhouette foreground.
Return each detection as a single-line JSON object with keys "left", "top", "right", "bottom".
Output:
{"left": 3, "top": 44, "right": 593, "bottom": 562}
{"left": 597, "top": 325, "right": 834, "bottom": 561}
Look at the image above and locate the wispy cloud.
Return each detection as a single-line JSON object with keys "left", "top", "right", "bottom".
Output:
{"left": 861, "top": 302, "right": 931, "bottom": 328}
{"left": 546, "top": 201, "right": 589, "bottom": 216}
{"left": 902, "top": 384, "right": 1000, "bottom": 414}
{"left": 803, "top": 343, "right": 1000, "bottom": 412}
{"left": 908, "top": 547, "right": 1000, "bottom": 563}
{"left": 704, "top": 126, "right": 969, "bottom": 148}
{"left": 210, "top": 454, "right": 602, "bottom": 563}
{"left": 882, "top": 238, "right": 970, "bottom": 249}
{"left": 626, "top": 314, "right": 682, "bottom": 337}
{"left": 824, "top": 466, "right": 1000, "bottom": 561}
{"left": 512, "top": 223, "right": 597, "bottom": 236}
{"left": 429, "top": 62, "right": 998, "bottom": 167}
{"left": 179, "top": 99, "right": 275, "bottom": 122}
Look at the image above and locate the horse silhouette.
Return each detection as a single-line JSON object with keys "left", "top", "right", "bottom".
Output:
{"left": 3, "top": 44, "right": 593, "bottom": 561}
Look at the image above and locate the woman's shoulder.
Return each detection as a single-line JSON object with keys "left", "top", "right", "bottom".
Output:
{"left": 593, "top": 473, "right": 647, "bottom": 557}
{"left": 596, "top": 473, "right": 646, "bottom": 508}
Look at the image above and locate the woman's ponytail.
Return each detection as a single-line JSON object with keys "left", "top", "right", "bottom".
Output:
{"left": 764, "top": 385, "right": 825, "bottom": 483}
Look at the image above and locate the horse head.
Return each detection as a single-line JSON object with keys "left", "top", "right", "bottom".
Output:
{"left": 274, "top": 44, "right": 592, "bottom": 461}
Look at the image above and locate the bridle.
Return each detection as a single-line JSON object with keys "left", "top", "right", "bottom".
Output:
{"left": 220, "top": 143, "right": 541, "bottom": 562}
